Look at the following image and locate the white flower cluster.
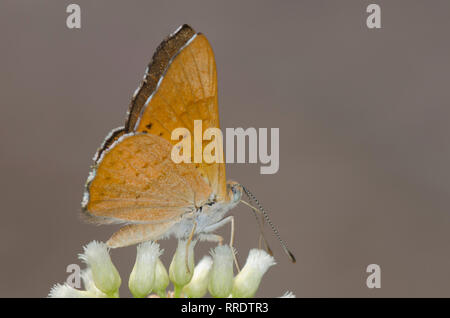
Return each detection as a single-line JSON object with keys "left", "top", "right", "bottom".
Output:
{"left": 49, "top": 240, "right": 294, "bottom": 298}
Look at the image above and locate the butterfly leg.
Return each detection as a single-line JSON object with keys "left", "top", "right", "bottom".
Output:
{"left": 202, "top": 216, "right": 240, "bottom": 272}
{"left": 185, "top": 221, "right": 197, "bottom": 273}
{"left": 198, "top": 233, "right": 223, "bottom": 245}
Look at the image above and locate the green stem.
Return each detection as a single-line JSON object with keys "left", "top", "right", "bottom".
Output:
{"left": 173, "top": 285, "right": 183, "bottom": 298}
{"left": 156, "top": 290, "right": 167, "bottom": 298}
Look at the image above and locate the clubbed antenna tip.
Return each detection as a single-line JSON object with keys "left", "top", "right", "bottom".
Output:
{"left": 286, "top": 248, "right": 296, "bottom": 263}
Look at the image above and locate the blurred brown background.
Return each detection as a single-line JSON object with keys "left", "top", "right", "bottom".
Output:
{"left": 1, "top": 0, "right": 450, "bottom": 297}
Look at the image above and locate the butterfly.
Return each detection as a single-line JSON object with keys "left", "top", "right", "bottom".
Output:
{"left": 81, "top": 24, "right": 294, "bottom": 262}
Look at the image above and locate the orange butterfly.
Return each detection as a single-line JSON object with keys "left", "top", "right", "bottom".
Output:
{"left": 81, "top": 25, "right": 294, "bottom": 262}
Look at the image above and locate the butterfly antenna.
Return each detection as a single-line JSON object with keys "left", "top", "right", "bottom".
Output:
{"left": 241, "top": 185, "right": 296, "bottom": 263}
{"left": 240, "top": 200, "right": 273, "bottom": 255}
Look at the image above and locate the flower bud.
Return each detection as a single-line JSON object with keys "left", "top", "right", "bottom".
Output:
{"left": 48, "top": 283, "right": 89, "bottom": 298}
{"left": 183, "top": 256, "right": 213, "bottom": 298}
{"left": 169, "top": 239, "right": 196, "bottom": 288}
{"left": 128, "top": 241, "right": 162, "bottom": 298}
{"left": 81, "top": 268, "right": 107, "bottom": 298}
{"left": 232, "top": 249, "right": 275, "bottom": 298}
{"left": 78, "top": 241, "right": 121, "bottom": 296}
{"left": 279, "top": 291, "right": 296, "bottom": 298}
{"left": 208, "top": 245, "right": 234, "bottom": 298}
{"left": 153, "top": 258, "right": 169, "bottom": 297}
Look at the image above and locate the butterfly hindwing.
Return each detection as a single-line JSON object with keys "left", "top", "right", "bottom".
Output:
{"left": 83, "top": 133, "right": 212, "bottom": 223}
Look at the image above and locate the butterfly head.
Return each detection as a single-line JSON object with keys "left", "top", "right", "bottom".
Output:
{"left": 227, "top": 181, "right": 243, "bottom": 204}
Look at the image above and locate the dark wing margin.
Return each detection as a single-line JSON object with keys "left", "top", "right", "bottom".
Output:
{"left": 93, "top": 25, "right": 196, "bottom": 165}
{"left": 93, "top": 126, "right": 126, "bottom": 164}
{"left": 125, "top": 24, "right": 197, "bottom": 132}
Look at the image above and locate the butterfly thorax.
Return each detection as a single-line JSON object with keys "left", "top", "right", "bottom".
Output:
{"left": 168, "top": 181, "right": 242, "bottom": 238}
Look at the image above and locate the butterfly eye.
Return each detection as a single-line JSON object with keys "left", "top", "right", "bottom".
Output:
{"left": 231, "top": 184, "right": 239, "bottom": 195}
{"left": 230, "top": 184, "right": 243, "bottom": 203}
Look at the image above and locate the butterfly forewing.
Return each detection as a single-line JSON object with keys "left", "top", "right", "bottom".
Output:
{"left": 129, "top": 27, "right": 227, "bottom": 201}
{"left": 125, "top": 24, "right": 196, "bottom": 132}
